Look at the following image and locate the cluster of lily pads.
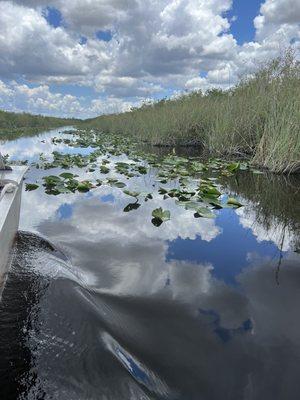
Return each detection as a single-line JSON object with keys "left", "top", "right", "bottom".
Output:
{"left": 24, "top": 128, "right": 263, "bottom": 226}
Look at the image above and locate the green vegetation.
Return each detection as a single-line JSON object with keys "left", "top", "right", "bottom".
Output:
{"left": 152, "top": 208, "right": 171, "bottom": 227}
{"left": 24, "top": 129, "right": 249, "bottom": 224}
{"left": 1, "top": 53, "right": 299, "bottom": 174}
{"left": 85, "top": 51, "right": 300, "bottom": 174}
{"left": 0, "top": 110, "right": 76, "bottom": 140}
{"left": 14, "top": 127, "right": 300, "bottom": 236}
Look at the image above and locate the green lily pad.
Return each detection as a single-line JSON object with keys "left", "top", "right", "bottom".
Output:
{"left": 145, "top": 193, "right": 153, "bottom": 201}
{"left": 227, "top": 197, "right": 243, "bottom": 207}
{"left": 107, "top": 178, "right": 126, "bottom": 188}
{"left": 202, "top": 198, "right": 223, "bottom": 209}
{"left": 25, "top": 183, "right": 39, "bottom": 191}
{"left": 123, "top": 190, "right": 140, "bottom": 198}
{"left": 176, "top": 200, "right": 200, "bottom": 211}
{"left": 227, "top": 162, "right": 240, "bottom": 172}
{"left": 158, "top": 187, "right": 168, "bottom": 195}
{"left": 200, "top": 186, "right": 221, "bottom": 197}
{"left": 194, "top": 207, "right": 216, "bottom": 218}
{"left": 100, "top": 165, "right": 110, "bottom": 174}
{"left": 60, "top": 172, "right": 76, "bottom": 180}
{"left": 77, "top": 181, "right": 94, "bottom": 192}
{"left": 123, "top": 202, "right": 141, "bottom": 212}
{"left": 43, "top": 175, "right": 62, "bottom": 188}
{"left": 151, "top": 207, "right": 171, "bottom": 224}
{"left": 137, "top": 166, "right": 147, "bottom": 174}
{"left": 115, "top": 182, "right": 126, "bottom": 188}
{"left": 56, "top": 185, "right": 72, "bottom": 194}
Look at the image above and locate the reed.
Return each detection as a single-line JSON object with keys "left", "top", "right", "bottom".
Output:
{"left": 85, "top": 51, "right": 300, "bottom": 174}
{"left": 0, "top": 110, "right": 76, "bottom": 140}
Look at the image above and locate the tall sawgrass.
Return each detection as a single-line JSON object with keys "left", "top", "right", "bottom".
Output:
{"left": 0, "top": 110, "right": 76, "bottom": 139}
{"left": 85, "top": 51, "right": 300, "bottom": 173}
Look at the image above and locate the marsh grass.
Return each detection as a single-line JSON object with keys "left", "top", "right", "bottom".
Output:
{"left": 0, "top": 110, "right": 76, "bottom": 140}
{"left": 85, "top": 51, "right": 300, "bottom": 174}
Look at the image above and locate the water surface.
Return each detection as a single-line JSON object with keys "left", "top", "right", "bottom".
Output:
{"left": 0, "top": 127, "right": 299, "bottom": 399}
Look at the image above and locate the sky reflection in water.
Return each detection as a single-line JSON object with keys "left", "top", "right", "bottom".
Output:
{"left": 0, "top": 128, "right": 299, "bottom": 399}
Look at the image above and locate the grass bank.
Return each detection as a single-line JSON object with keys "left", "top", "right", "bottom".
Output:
{"left": 85, "top": 52, "right": 300, "bottom": 174}
{"left": 0, "top": 110, "right": 77, "bottom": 140}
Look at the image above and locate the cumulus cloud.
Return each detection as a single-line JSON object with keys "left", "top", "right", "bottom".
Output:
{"left": 90, "top": 97, "right": 137, "bottom": 115}
{"left": 255, "top": 0, "right": 300, "bottom": 34}
{"left": 0, "top": 1, "right": 236, "bottom": 88}
{"left": 0, "top": 0, "right": 299, "bottom": 116}
{"left": 0, "top": 2, "right": 104, "bottom": 80}
{"left": 0, "top": 79, "right": 136, "bottom": 117}
{"left": 236, "top": 202, "right": 296, "bottom": 252}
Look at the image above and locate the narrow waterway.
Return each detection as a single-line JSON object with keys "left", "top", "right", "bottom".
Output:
{"left": 0, "top": 127, "right": 299, "bottom": 399}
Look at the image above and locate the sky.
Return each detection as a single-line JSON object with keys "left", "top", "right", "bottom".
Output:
{"left": 0, "top": 0, "right": 299, "bottom": 119}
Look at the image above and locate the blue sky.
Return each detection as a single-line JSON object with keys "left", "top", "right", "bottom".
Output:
{"left": 0, "top": 0, "right": 298, "bottom": 118}
{"left": 43, "top": 2, "right": 263, "bottom": 44}
{"left": 228, "top": 0, "right": 263, "bottom": 44}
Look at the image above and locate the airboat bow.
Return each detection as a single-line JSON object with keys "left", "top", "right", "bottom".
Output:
{"left": 0, "top": 151, "right": 27, "bottom": 293}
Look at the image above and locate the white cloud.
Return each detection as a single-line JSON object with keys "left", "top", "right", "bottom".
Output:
{"left": 0, "top": 79, "right": 136, "bottom": 117}
{"left": 0, "top": 0, "right": 299, "bottom": 116}
{"left": 0, "top": 1, "right": 236, "bottom": 90}
{"left": 0, "top": 2, "right": 101, "bottom": 79}
{"left": 90, "top": 97, "right": 137, "bottom": 115}
{"left": 254, "top": 0, "right": 300, "bottom": 46}
{"left": 236, "top": 201, "right": 296, "bottom": 252}
{"left": 0, "top": 79, "right": 83, "bottom": 117}
{"left": 0, "top": 80, "right": 13, "bottom": 97}
{"left": 257, "top": 0, "right": 300, "bottom": 27}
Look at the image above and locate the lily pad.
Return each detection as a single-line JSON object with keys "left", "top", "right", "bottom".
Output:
{"left": 123, "top": 190, "right": 140, "bottom": 198}
{"left": 145, "top": 193, "right": 153, "bottom": 202}
{"left": 137, "top": 166, "right": 147, "bottom": 174}
{"left": 194, "top": 207, "right": 216, "bottom": 218}
{"left": 227, "top": 197, "right": 243, "bottom": 208}
{"left": 107, "top": 178, "right": 126, "bottom": 188}
{"left": 77, "top": 181, "right": 94, "bottom": 193}
{"left": 151, "top": 207, "right": 170, "bottom": 226}
{"left": 227, "top": 162, "right": 240, "bottom": 172}
{"left": 25, "top": 183, "right": 39, "bottom": 191}
{"left": 100, "top": 165, "right": 110, "bottom": 174}
{"left": 124, "top": 202, "right": 141, "bottom": 212}
{"left": 60, "top": 172, "right": 76, "bottom": 180}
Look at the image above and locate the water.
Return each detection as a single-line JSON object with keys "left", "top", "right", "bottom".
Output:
{"left": 0, "top": 127, "right": 300, "bottom": 399}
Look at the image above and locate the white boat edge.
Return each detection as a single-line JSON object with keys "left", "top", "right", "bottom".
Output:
{"left": 0, "top": 165, "right": 28, "bottom": 295}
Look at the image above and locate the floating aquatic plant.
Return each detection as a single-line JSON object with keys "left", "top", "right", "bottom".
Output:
{"left": 152, "top": 207, "right": 171, "bottom": 227}
{"left": 24, "top": 128, "right": 249, "bottom": 223}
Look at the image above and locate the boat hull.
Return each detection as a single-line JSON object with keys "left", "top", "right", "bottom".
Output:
{"left": 0, "top": 166, "right": 28, "bottom": 293}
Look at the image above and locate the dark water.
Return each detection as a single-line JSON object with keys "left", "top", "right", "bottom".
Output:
{"left": 0, "top": 128, "right": 300, "bottom": 399}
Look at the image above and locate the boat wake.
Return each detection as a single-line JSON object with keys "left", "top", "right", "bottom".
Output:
{"left": 0, "top": 231, "right": 174, "bottom": 400}
{"left": 2, "top": 231, "right": 294, "bottom": 400}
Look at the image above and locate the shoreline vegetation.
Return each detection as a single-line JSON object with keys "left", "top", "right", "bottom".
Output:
{"left": 0, "top": 52, "right": 299, "bottom": 174}
{"left": 83, "top": 52, "right": 300, "bottom": 174}
{"left": 0, "top": 110, "right": 76, "bottom": 140}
